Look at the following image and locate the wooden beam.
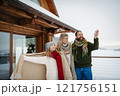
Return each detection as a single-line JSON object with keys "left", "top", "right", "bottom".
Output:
{"left": 0, "top": 21, "right": 44, "bottom": 36}
{"left": 36, "top": 34, "right": 43, "bottom": 53}
{"left": 35, "top": 17, "right": 58, "bottom": 29}
{"left": 2, "top": 1, "right": 8, "bottom": 7}
{"left": 0, "top": 5, "right": 32, "bottom": 19}
{"left": 54, "top": 30, "right": 74, "bottom": 34}
{"left": 0, "top": 3, "right": 57, "bottom": 29}
{"left": 0, "top": 9, "right": 57, "bottom": 30}
{"left": 39, "top": 0, "right": 50, "bottom": 11}
{"left": 46, "top": 0, "right": 59, "bottom": 17}
{"left": 39, "top": 0, "right": 59, "bottom": 17}
{"left": 31, "top": 15, "right": 37, "bottom": 24}
{"left": 23, "top": 23, "right": 42, "bottom": 31}
{"left": 19, "top": 14, "right": 58, "bottom": 29}
{"left": 10, "top": 32, "right": 13, "bottom": 75}
{"left": 49, "top": 23, "right": 59, "bottom": 29}
{"left": 48, "top": 33, "right": 54, "bottom": 42}
{"left": 0, "top": 11, "right": 21, "bottom": 25}
{"left": 42, "top": 33, "right": 45, "bottom": 51}
{"left": 4, "top": 0, "right": 78, "bottom": 32}
{"left": 42, "top": 32, "right": 49, "bottom": 51}
{"left": 92, "top": 56, "right": 120, "bottom": 58}
{"left": 44, "top": 32, "right": 49, "bottom": 43}
{"left": 47, "top": 32, "right": 50, "bottom": 42}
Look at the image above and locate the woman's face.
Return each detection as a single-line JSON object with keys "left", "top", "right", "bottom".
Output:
{"left": 62, "top": 36, "right": 68, "bottom": 44}
{"left": 49, "top": 44, "right": 56, "bottom": 51}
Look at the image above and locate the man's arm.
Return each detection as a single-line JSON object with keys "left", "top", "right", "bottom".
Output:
{"left": 88, "top": 30, "right": 99, "bottom": 51}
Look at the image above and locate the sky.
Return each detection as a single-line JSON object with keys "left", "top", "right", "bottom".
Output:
{"left": 54, "top": 0, "right": 120, "bottom": 47}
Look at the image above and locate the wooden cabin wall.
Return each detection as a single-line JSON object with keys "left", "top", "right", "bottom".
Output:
{"left": 0, "top": 0, "right": 63, "bottom": 55}
{"left": 39, "top": 0, "right": 59, "bottom": 17}
{"left": 0, "top": 0, "right": 76, "bottom": 77}
{"left": 36, "top": 32, "right": 53, "bottom": 53}
{"left": 36, "top": 34, "right": 43, "bottom": 53}
{"left": 48, "top": 32, "right": 54, "bottom": 42}
{"left": 10, "top": 32, "right": 13, "bottom": 75}
{"left": 43, "top": 32, "right": 49, "bottom": 51}
{"left": 0, "top": 21, "right": 52, "bottom": 53}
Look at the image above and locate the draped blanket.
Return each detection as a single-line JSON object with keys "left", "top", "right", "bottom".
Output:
{"left": 10, "top": 52, "right": 72, "bottom": 80}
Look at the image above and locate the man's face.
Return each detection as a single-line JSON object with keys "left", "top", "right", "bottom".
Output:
{"left": 76, "top": 32, "right": 84, "bottom": 41}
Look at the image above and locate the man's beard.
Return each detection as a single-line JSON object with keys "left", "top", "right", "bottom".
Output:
{"left": 76, "top": 37, "right": 84, "bottom": 41}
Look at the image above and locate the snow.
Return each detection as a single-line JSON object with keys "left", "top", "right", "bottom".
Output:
{"left": 19, "top": 0, "right": 73, "bottom": 28}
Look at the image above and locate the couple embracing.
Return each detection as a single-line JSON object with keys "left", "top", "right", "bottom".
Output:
{"left": 45, "top": 30, "right": 99, "bottom": 80}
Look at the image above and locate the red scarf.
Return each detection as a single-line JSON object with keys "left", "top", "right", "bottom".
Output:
{"left": 50, "top": 51, "right": 64, "bottom": 80}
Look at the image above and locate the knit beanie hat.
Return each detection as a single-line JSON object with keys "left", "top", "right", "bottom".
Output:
{"left": 45, "top": 42, "right": 56, "bottom": 51}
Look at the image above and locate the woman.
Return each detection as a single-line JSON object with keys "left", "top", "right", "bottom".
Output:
{"left": 45, "top": 42, "right": 64, "bottom": 80}
{"left": 45, "top": 42, "right": 72, "bottom": 80}
{"left": 10, "top": 41, "right": 72, "bottom": 80}
{"left": 57, "top": 33, "right": 77, "bottom": 80}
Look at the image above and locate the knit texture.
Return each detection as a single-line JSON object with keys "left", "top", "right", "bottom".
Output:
{"left": 60, "top": 42, "right": 77, "bottom": 80}
{"left": 72, "top": 38, "right": 99, "bottom": 68}
{"left": 72, "top": 38, "right": 88, "bottom": 62}
{"left": 50, "top": 51, "right": 64, "bottom": 80}
{"left": 45, "top": 42, "right": 56, "bottom": 51}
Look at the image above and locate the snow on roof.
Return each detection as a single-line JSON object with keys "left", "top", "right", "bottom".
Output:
{"left": 19, "top": 0, "right": 77, "bottom": 31}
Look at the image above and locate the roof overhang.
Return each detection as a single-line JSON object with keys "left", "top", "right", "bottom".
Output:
{"left": 3, "top": 0, "right": 78, "bottom": 32}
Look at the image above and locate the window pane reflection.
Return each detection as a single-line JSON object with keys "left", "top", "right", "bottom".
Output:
{"left": 13, "top": 35, "right": 36, "bottom": 71}
{"left": 0, "top": 32, "right": 10, "bottom": 80}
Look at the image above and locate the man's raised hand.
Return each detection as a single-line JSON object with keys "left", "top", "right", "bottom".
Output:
{"left": 94, "top": 30, "right": 99, "bottom": 39}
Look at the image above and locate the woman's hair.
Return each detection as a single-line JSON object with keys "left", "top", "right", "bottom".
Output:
{"left": 57, "top": 33, "right": 68, "bottom": 51}
{"left": 46, "top": 49, "right": 52, "bottom": 57}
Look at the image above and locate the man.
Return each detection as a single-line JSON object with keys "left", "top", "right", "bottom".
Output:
{"left": 72, "top": 30, "right": 99, "bottom": 80}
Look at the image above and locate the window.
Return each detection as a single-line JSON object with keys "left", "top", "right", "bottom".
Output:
{"left": 0, "top": 32, "right": 10, "bottom": 80}
{"left": 13, "top": 34, "right": 36, "bottom": 71}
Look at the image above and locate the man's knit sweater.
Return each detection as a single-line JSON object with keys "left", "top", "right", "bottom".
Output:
{"left": 72, "top": 38, "right": 99, "bottom": 68}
